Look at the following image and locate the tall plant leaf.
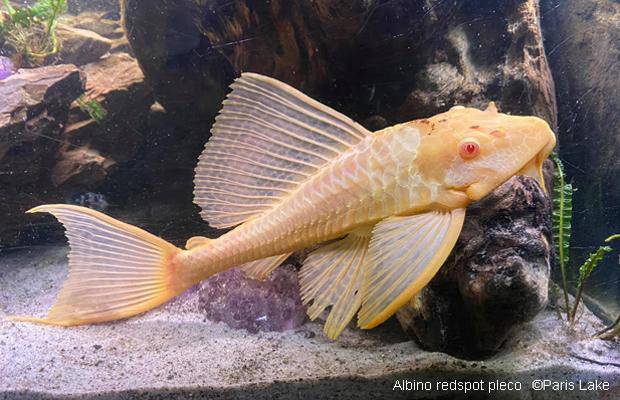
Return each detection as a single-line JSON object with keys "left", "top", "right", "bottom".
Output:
{"left": 551, "top": 153, "right": 573, "bottom": 267}
{"left": 550, "top": 153, "right": 573, "bottom": 317}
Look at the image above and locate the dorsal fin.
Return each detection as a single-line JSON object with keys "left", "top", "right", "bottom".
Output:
{"left": 194, "top": 73, "right": 371, "bottom": 228}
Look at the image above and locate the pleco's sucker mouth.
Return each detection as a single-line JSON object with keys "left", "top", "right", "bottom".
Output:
{"left": 518, "top": 136, "right": 556, "bottom": 194}
{"left": 517, "top": 158, "right": 546, "bottom": 193}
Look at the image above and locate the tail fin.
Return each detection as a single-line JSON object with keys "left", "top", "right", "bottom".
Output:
{"left": 8, "top": 204, "right": 183, "bottom": 326}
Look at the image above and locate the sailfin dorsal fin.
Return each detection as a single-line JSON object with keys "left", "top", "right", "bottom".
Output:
{"left": 299, "top": 226, "right": 372, "bottom": 339}
{"left": 240, "top": 252, "right": 293, "bottom": 280}
{"left": 194, "top": 73, "right": 372, "bottom": 228}
{"left": 357, "top": 209, "right": 466, "bottom": 329}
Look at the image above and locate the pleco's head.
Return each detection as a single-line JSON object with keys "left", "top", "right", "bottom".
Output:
{"left": 423, "top": 103, "right": 556, "bottom": 201}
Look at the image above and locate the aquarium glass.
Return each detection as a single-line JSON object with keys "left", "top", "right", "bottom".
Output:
{"left": 1, "top": 0, "right": 618, "bottom": 399}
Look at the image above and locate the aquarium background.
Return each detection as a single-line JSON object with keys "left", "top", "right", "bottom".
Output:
{"left": 1, "top": 0, "right": 616, "bottom": 318}
{"left": 542, "top": 0, "right": 620, "bottom": 319}
{"left": 0, "top": 0, "right": 619, "bottom": 398}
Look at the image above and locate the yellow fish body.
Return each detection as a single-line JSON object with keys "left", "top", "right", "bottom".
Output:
{"left": 11, "top": 73, "right": 556, "bottom": 339}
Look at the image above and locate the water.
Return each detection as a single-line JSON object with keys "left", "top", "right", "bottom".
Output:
{"left": 542, "top": 0, "right": 620, "bottom": 321}
{"left": 1, "top": 0, "right": 618, "bottom": 398}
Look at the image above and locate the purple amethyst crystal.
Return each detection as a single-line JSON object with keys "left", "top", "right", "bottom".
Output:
{"left": 0, "top": 56, "right": 14, "bottom": 80}
{"left": 197, "top": 265, "right": 307, "bottom": 333}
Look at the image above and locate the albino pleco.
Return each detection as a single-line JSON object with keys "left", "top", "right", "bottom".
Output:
{"left": 8, "top": 73, "right": 556, "bottom": 339}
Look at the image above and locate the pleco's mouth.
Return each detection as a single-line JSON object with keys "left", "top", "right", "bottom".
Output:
{"left": 517, "top": 157, "right": 546, "bottom": 193}
{"left": 517, "top": 136, "right": 556, "bottom": 194}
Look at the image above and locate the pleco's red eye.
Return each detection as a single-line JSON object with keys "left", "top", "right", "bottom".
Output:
{"left": 459, "top": 139, "right": 480, "bottom": 159}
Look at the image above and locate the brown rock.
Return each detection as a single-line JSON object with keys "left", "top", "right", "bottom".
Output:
{"left": 63, "top": 52, "right": 152, "bottom": 162}
{"left": 110, "top": 36, "right": 131, "bottom": 54}
{"left": 60, "top": 11, "right": 131, "bottom": 55}
{"left": 56, "top": 24, "right": 112, "bottom": 66}
{"left": 396, "top": 176, "right": 553, "bottom": 358}
{"left": 0, "top": 64, "right": 84, "bottom": 171}
{"left": 81, "top": 53, "right": 145, "bottom": 104}
{"left": 0, "top": 64, "right": 85, "bottom": 246}
{"left": 51, "top": 145, "right": 116, "bottom": 187}
{"left": 61, "top": 12, "right": 124, "bottom": 40}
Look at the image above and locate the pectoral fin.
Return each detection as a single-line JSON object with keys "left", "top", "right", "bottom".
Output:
{"left": 358, "top": 209, "right": 466, "bottom": 329}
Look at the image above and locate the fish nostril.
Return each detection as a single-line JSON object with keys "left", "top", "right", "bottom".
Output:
{"left": 490, "top": 130, "right": 505, "bottom": 138}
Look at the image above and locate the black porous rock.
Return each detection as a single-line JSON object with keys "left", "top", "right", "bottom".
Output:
{"left": 0, "top": 64, "right": 85, "bottom": 246}
{"left": 396, "top": 176, "right": 553, "bottom": 358}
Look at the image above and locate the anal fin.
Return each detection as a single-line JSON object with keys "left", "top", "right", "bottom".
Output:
{"left": 240, "top": 252, "right": 293, "bottom": 280}
{"left": 299, "top": 226, "right": 372, "bottom": 339}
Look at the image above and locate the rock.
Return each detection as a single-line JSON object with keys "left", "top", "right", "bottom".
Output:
{"left": 60, "top": 11, "right": 132, "bottom": 55}
{"left": 55, "top": 24, "right": 112, "bottom": 66}
{"left": 109, "top": 36, "right": 131, "bottom": 54}
{"left": 122, "top": 0, "right": 231, "bottom": 129}
{"left": 541, "top": 0, "right": 620, "bottom": 304}
{"left": 396, "top": 176, "right": 553, "bottom": 357}
{"left": 193, "top": 266, "right": 307, "bottom": 333}
{"left": 0, "top": 64, "right": 84, "bottom": 246}
{"left": 0, "top": 64, "right": 83, "bottom": 166}
{"left": 51, "top": 145, "right": 116, "bottom": 187}
{"left": 392, "top": 0, "right": 556, "bottom": 127}
{"left": 62, "top": 52, "right": 152, "bottom": 166}
{"left": 1, "top": 246, "right": 618, "bottom": 398}
{"left": 61, "top": 12, "right": 124, "bottom": 40}
{"left": 35, "top": 52, "right": 153, "bottom": 235}
{"left": 0, "top": 54, "right": 151, "bottom": 247}
{"left": 122, "top": 0, "right": 556, "bottom": 129}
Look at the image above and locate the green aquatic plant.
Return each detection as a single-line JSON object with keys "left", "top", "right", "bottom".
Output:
{"left": 0, "top": 0, "right": 67, "bottom": 66}
{"left": 76, "top": 96, "right": 108, "bottom": 124}
{"left": 551, "top": 153, "right": 619, "bottom": 333}
{"left": 596, "top": 314, "right": 620, "bottom": 340}
{"left": 569, "top": 239, "right": 615, "bottom": 322}
{"left": 550, "top": 152, "right": 573, "bottom": 319}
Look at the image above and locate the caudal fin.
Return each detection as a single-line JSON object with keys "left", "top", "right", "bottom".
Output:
{"left": 8, "top": 204, "right": 183, "bottom": 326}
